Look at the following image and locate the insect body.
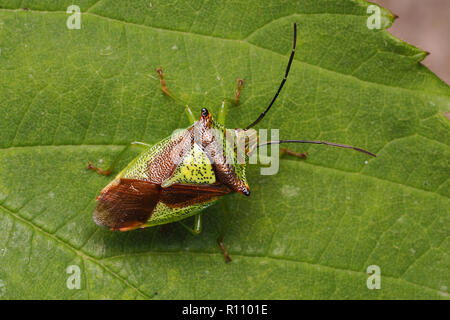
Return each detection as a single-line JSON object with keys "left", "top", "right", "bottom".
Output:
{"left": 93, "top": 109, "right": 249, "bottom": 232}
{"left": 87, "top": 24, "right": 375, "bottom": 261}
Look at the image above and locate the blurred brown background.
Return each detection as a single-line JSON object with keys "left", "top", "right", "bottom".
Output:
{"left": 373, "top": 0, "right": 450, "bottom": 85}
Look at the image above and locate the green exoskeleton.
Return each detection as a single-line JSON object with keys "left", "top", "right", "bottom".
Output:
{"left": 87, "top": 23, "right": 375, "bottom": 262}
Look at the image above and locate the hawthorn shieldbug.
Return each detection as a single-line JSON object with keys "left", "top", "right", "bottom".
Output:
{"left": 87, "top": 23, "right": 375, "bottom": 262}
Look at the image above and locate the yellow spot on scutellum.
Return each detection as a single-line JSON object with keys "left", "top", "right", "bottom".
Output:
{"left": 162, "top": 144, "right": 216, "bottom": 187}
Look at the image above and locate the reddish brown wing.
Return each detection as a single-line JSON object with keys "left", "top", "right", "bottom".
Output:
{"left": 93, "top": 178, "right": 161, "bottom": 230}
{"left": 161, "top": 183, "right": 232, "bottom": 208}
{"left": 93, "top": 178, "right": 232, "bottom": 231}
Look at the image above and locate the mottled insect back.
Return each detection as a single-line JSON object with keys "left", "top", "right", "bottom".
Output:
{"left": 94, "top": 108, "right": 250, "bottom": 231}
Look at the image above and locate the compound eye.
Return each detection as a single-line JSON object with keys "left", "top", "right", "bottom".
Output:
{"left": 201, "top": 108, "right": 209, "bottom": 117}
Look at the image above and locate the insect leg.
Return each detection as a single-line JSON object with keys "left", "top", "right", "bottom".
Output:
{"left": 234, "top": 78, "right": 244, "bottom": 105}
{"left": 179, "top": 214, "right": 202, "bottom": 235}
{"left": 87, "top": 141, "right": 151, "bottom": 176}
{"left": 280, "top": 147, "right": 308, "bottom": 159}
{"left": 217, "top": 237, "right": 232, "bottom": 263}
{"left": 155, "top": 67, "right": 173, "bottom": 98}
{"left": 215, "top": 201, "right": 232, "bottom": 263}
{"left": 156, "top": 67, "right": 196, "bottom": 124}
{"left": 217, "top": 100, "right": 227, "bottom": 125}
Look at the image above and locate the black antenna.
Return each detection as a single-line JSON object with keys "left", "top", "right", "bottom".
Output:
{"left": 245, "top": 23, "right": 297, "bottom": 130}
{"left": 258, "top": 140, "right": 376, "bottom": 157}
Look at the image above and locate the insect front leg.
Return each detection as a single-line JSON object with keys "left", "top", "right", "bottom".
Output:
{"left": 256, "top": 147, "right": 307, "bottom": 165}
{"left": 179, "top": 213, "right": 202, "bottom": 235}
{"left": 234, "top": 78, "right": 244, "bottom": 105}
{"left": 155, "top": 67, "right": 196, "bottom": 124}
{"left": 217, "top": 100, "right": 227, "bottom": 125}
{"left": 280, "top": 147, "right": 307, "bottom": 159}
{"left": 87, "top": 141, "right": 151, "bottom": 176}
{"left": 217, "top": 77, "right": 244, "bottom": 125}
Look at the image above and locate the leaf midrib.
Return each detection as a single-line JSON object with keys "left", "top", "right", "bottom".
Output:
{"left": 0, "top": 141, "right": 448, "bottom": 199}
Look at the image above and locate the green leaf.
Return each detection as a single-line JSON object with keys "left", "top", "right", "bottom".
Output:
{"left": 0, "top": 0, "right": 448, "bottom": 299}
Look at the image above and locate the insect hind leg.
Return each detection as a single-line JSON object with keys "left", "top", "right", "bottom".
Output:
{"left": 87, "top": 141, "right": 151, "bottom": 176}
